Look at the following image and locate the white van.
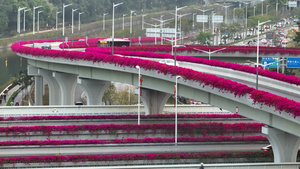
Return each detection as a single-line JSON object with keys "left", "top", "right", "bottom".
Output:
{"left": 159, "top": 59, "right": 179, "bottom": 66}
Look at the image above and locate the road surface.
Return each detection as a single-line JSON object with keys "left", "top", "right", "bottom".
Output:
{"left": 0, "top": 143, "right": 267, "bottom": 157}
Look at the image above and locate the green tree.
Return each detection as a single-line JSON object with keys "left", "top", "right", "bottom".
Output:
{"left": 102, "top": 83, "right": 117, "bottom": 105}
{"left": 293, "top": 22, "right": 300, "bottom": 46}
{"left": 234, "top": 8, "right": 245, "bottom": 20}
{"left": 247, "top": 15, "right": 274, "bottom": 29}
{"left": 0, "top": 10, "right": 8, "bottom": 34}
{"left": 195, "top": 32, "right": 212, "bottom": 45}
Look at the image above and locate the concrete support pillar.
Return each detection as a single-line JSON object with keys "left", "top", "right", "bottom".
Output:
{"left": 262, "top": 126, "right": 300, "bottom": 163}
{"left": 34, "top": 76, "right": 43, "bottom": 105}
{"left": 38, "top": 69, "right": 61, "bottom": 105}
{"left": 140, "top": 88, "right": 171, "bottom": 115}
{"left": 52, "top": 72, "right": 77, "bottom": 105}
{"left": 28, "top": 65, "right": 43, "bottom": 106}
{"left": 77, "top": 78, "right": 110, "bottom": 105}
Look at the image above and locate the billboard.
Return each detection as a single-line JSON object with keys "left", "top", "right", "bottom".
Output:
{"left": 146, "top": 28, "right": 160, "bottom": 33}
{"left": 288, "top": 1, "right": 297, "bottom": 8}
{"left": 212, "top": 15, "right": 223, "bottom": 23}
{"left": 262, "top": 57, "right": 280, "bottom": 68}
{"left": 287, "top": 57, "right": 300, "bottom": 68}
{"left": 196, "top": 15, "right": 208, "bottom": 23}
{"left": 146, "top": 28, "right": 179, "bottom": 38}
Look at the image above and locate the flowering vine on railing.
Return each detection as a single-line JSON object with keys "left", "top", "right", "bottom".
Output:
{"left": 111, "top": 44, "right": 300, "bottom": 55}
{"left": 0, "top": 151, "right": 275, "bottom": 165}
{"left": 0, "top": 136, "right": 267, "bottom": 146}
{"left": 0, "top": 122, "right": 263, "bottom": 137}
{"left": 0, "top": 114, "right": 245, "bottom": 121}
{"left": 58, "top": 37, "right": 171, "bottom": 49}
{"left": 86, "top": 46, "right": 300, "bottom": 86}
{"left": 10, "top": 41, "right": 300, "bottom": 118}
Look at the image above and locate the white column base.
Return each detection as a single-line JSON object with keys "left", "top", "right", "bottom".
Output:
{"left": 140, "top": 88, "right": 171, "bottom": 115}
{"left": 53, "top": 72, "right": 77, "bottom": 105}
{"left": 262, "top": 126, "right": 300, "bottom": 163}
{"left": 77, "top": 78, "right": 110, "bottom": 105}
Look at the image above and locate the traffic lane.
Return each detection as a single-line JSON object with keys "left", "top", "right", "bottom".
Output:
{"left": 0, "top": 144, "right": 267, "bottom": 157}
{"left": 181, "top": 62, "right": 300, "bottom": 103}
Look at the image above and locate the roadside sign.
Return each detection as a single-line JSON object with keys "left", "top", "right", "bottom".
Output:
{"left": 287, "top": 57, "right": 300, "bottom": 68}
{"left": 212, "top": 15, "right": 223, "bottom": 23}
{"left": 288, "top": 1, "right": 297, "bottom": 8}
{"left": 146, "top": 28, "right": 178, "bottom": 38}
{"left": 262, "top": 57, "right": 280, "bottom": 68}
{"left": 196, "top": 15, "right": 208, "bottom": 23}
{"left": 162, "top": 28, "right": 176, "bottom": 33}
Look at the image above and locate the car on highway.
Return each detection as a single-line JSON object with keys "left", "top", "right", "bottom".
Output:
{"left": 261, "top": 145, "right": 272, "bottom": 152}
{"left": 159, "top": 59, "right": 179, "bottom": 66}
{"left": 75, "top": 101, "right": 83, "bottom": 105}
{"left": 41, "top": 42, "right": 51, "bottom": 49}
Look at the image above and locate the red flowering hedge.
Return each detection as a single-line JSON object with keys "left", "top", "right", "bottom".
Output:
{"left": 10, "top": 41, "right": 300, "bottom": 118}
{"left": 58, "top": 37, "right": 170, "bottom": 49}
{"left": 110, "top": 44, "right": 300, "bottom": 55}
{"left": 0, "top": 136, "right": 267, "bottom": 146}
{"left": 0, "top": 114, "right": 244, "bottom": 121}
{"left": 86, "top": 46, "right": 300, "bottom": 86}
{"left": 59, "top": 38, "right": 105, "bottom": 49}
{"left": 0, "top": 151, "right": 275, "bottom": 165}
{"left": 0, "top": 122, "right": 263, "bottom": 136}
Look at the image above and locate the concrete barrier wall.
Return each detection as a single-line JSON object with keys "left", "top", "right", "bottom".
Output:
{"left": 0, "top": 130, "right": 260, "bottom": 141}
{"left": 0, "top": 105, "right": 231, "bottom": 117}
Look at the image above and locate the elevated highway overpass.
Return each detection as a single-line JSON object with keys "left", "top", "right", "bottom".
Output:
{"left": 10, "top": 40, "right": 300, "bottom": 163}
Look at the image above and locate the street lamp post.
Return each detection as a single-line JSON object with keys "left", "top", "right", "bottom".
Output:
{"left": 144, "top": 22, "right": 159, "bottom": 45}
{"left": 164, "top": 38, "right": 175, "bottom": 55}
{"left": 217, "top": 5, "right": 232, "bottom": 24}
{"left": 256, "top": 20, "right": 271, "bottom": 90}
{"left": 32, "top": 6, "right": 42, "bottom": 48}
{"left": 103, "top": 13, "right": 108, "bottom": 31}
{"left": 175, "top": 75, "right": 181, "bottom": 145}
{"left": 136, "top": 65, "right": 141, "bottom": 125}
{"left": 55, "top": 11, "right": 61, "bottom": 39}
{"left": 211, "top": 11, "right": 215, "bottom": 35}
{"left": 266, "top": 5, "right": 270, "bottom": 15}
{"left": 192, "top": 13, "right": 196, "bottom": 30}
{"left": 196, "top": 8, "right": 212, "bottom": 32}
{"left": 62, "top": 3, "right": 72, "bottom": 50}
{"left": 152, "top": 16, "right": 173, "bottom": 45}
{"left": 56, "top": 11, "right": 61, "bottom": 30}
{"left": 261, "top": 0, "right": 264, "bottom": 15}
{"left": 112, "top": 2, "right": 123, "bottom": 55}
{"left": 130, "top": 10, "right": 135, "bottom": 46}
{"left": 37, "top": 10, "right": 43, "bottom": 40}
{"left": 178, "top": 13, "right": 190, "bottom": 44}
{"left": 243, "top": 2, "right": 249, "bottom": 38}
{"left": 78, "top": 12, "right": 84, "bottom": 35}
{"left": 254, "top": 6, "right": 256, "bottom": 16}
{"left": 17, "top": 7, "right": 26, "bottom": 44}
{"left": 174, "top": 6, "right": 186, "bottom": 146}
{"left": 233, "top": 8, "right": 237, "bottom": 23}
{"left": 122, "top": 14, "right": 127, "bottom": 37}
{"left": 276, "top": 0, "right": 278, "bottom": 15}
{"left": 174, "top": 6, "right": 187, "bottom": 67}
{"left": 142, "top": 14, "right": 147, "bottom": 30}
{"left": 72, "top": 8, "right": 78, "bottom": 46}
{"left": 193, "top": 47, "right": 226, "bottom": 60}
{"left": 23, "top": 9, "right": 30, "bottom": 39}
